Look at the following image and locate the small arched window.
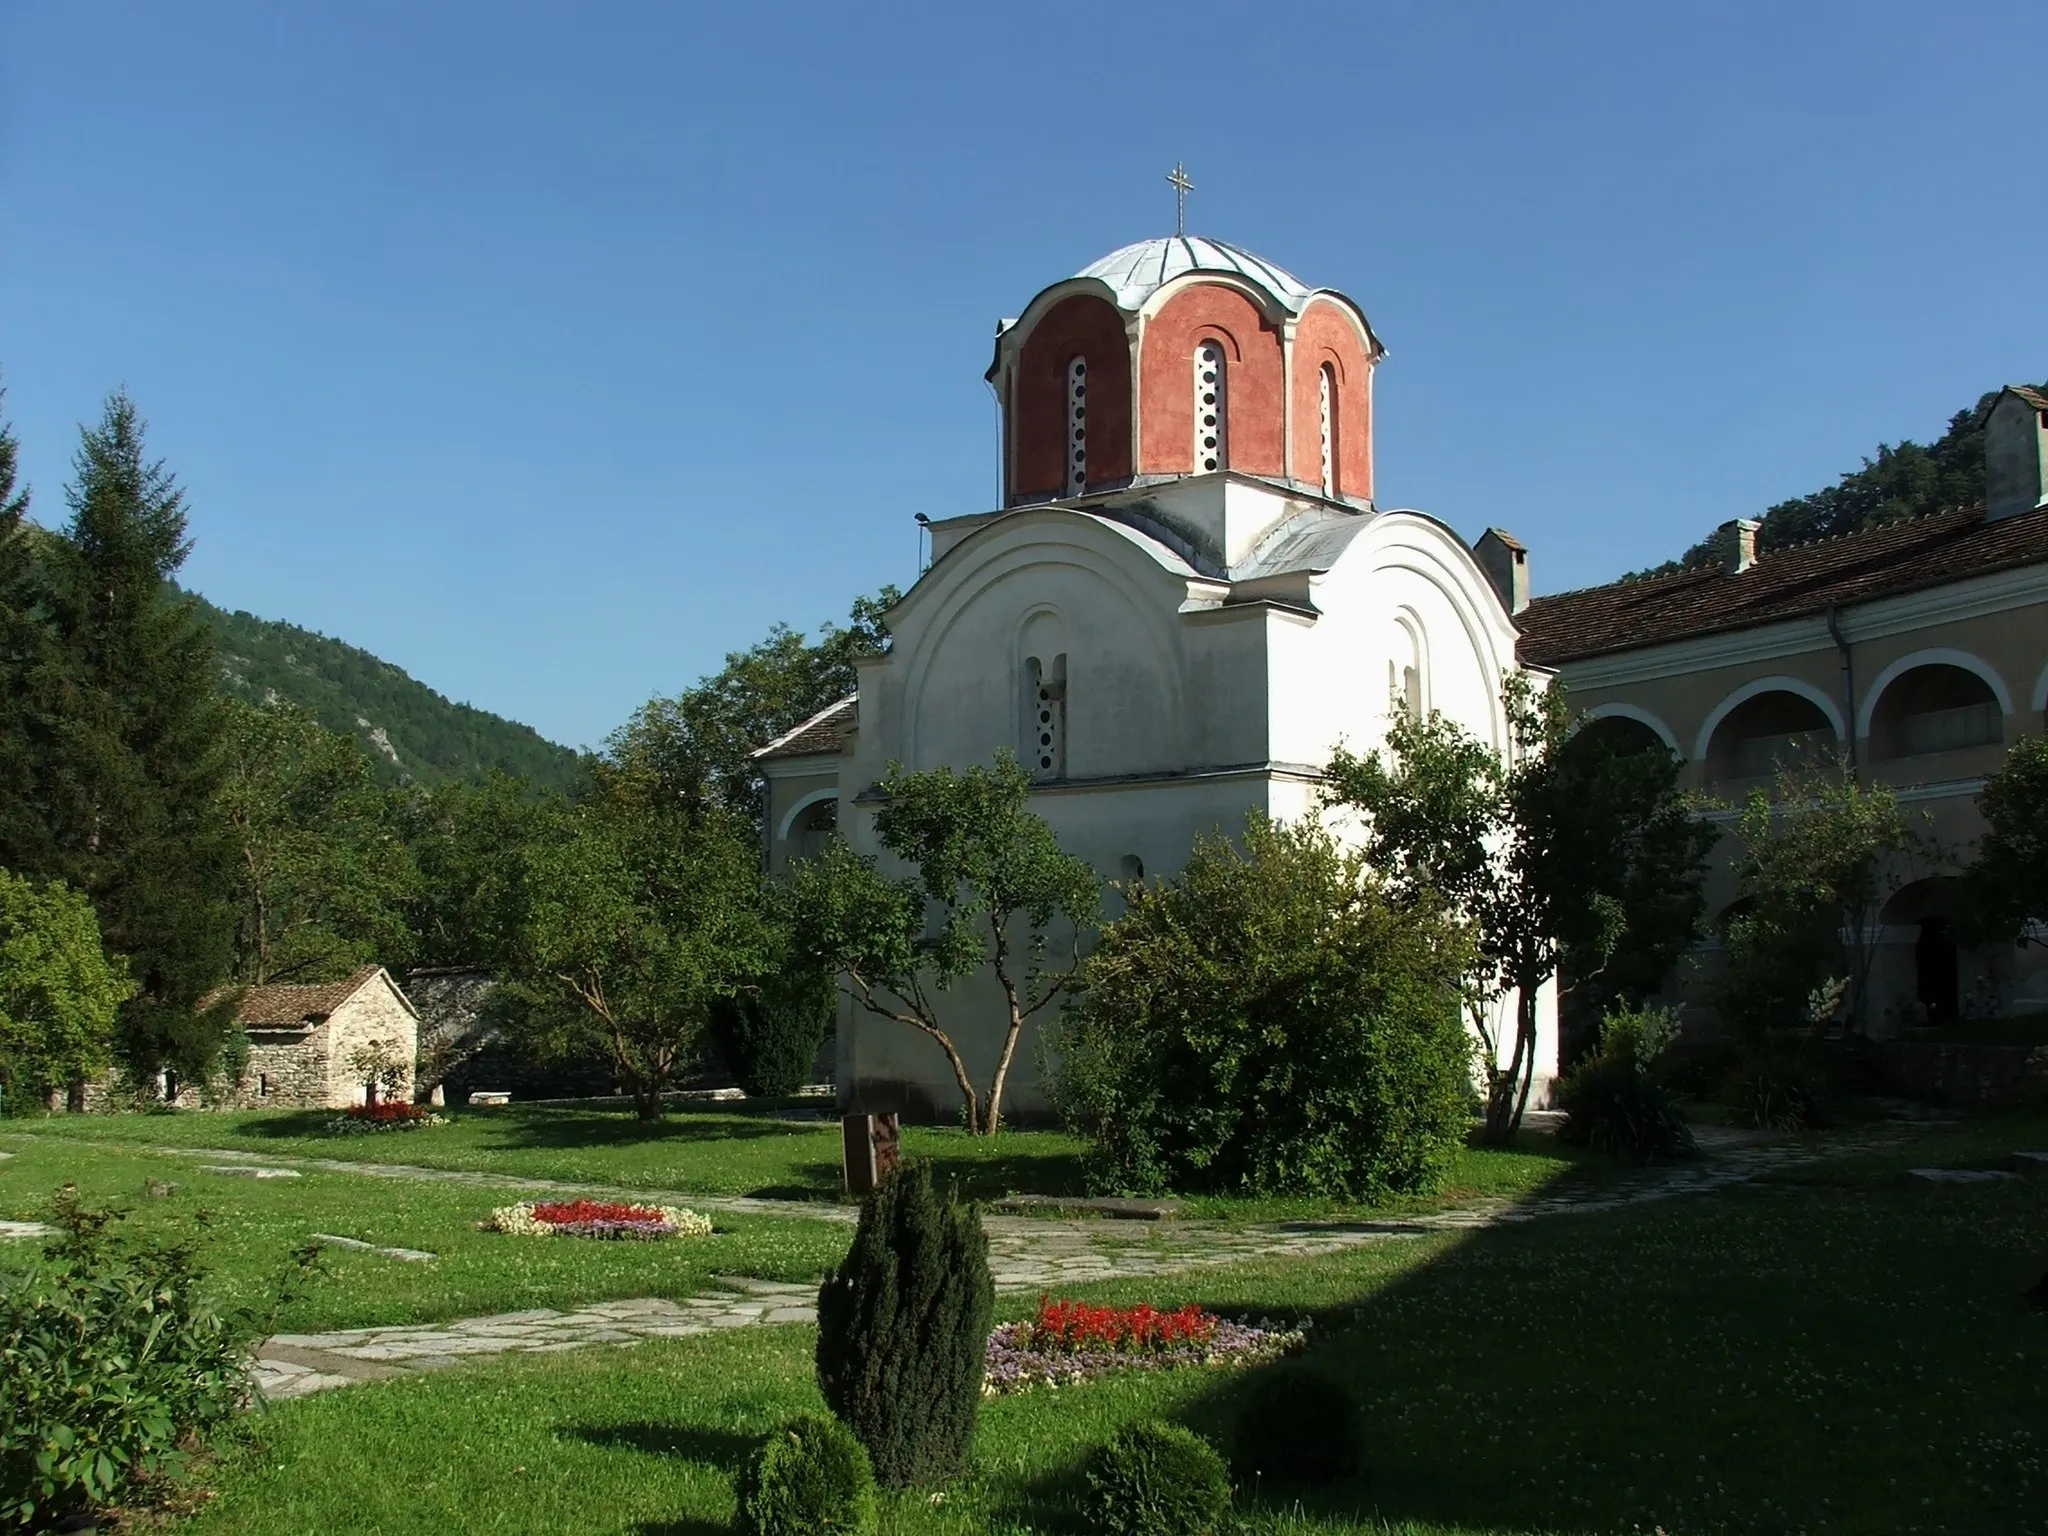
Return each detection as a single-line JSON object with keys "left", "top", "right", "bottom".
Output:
{"left": 1065, "top": 356, "right": 1088, "bottom": 497}
{"left": 1318, "top": 363, "right": 1337, "bottom": 497}
{"left": 1194, "top": 341, "right": 1227, "bottom": 472}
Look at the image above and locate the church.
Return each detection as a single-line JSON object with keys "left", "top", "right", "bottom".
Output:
{"left": 757, "top": 225, "right": 1556, "bottom": 1121}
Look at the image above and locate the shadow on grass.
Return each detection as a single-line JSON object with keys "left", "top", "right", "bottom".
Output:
{"left": 565, "top": 1423, "right": 751, "bottom": 1536}
{"left": 568, "top": 1421, "right": 757, "bottom": 1472}
{"left": 994, "top": 1149, "right": 2048, "bottom": 1535}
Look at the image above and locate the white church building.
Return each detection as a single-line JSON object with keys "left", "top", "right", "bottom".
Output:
{"left": 757, "top": 232, "right": 1555, "bottom": 1121}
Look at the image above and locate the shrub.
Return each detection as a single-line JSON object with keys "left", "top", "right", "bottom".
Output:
{"left": 1231, "top": 1366, "right": 1365, "bottom": 1487}
{"left": 711, "top": 967, "right": 834, "bottom": 1098}
{"left": 815, "top": 1161, "right": 992, "bottom": 1488}
{"left": 736, "top": 1414, "right": 877, "bottom": 1536}
{"left": 1055, "top": 815, "right": 1474, "bottom": 1199}
{"left": 0, "top": 1191, "right": 291, "bottom": 1527}
{"left": 1734, "top": 1044, "right": 1838, "bottom": 1130}
{"left": 1080, "top": 1420, "right": 1231, "bottom": 1536}
{"left": 1555, "top": 1006, "right": 1696, "bottom": 1162}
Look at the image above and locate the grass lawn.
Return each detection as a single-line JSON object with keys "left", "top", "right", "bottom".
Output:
{"left": 4, "top": 1101, "right": 1612, "bottom": 1222}
{"left": 0, "top": 1139, "right": 850, "bottom": 1333}
{"left": 138, "top": 1117, "right": 2048, "bottom": 1535}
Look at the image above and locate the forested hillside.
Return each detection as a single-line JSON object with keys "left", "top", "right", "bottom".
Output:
{"left": 1641, "top": 379, "right": 2048, "bottom": 575}
{"left": 197, "top": 595, "right": 585, "bottom": 790}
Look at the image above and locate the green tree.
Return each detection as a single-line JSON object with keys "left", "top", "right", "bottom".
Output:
{"left": 1720, "top": 760, "right": 1924, "bottom": 1036}
{"left": 0, "top": 384, "right": 37, "bottom": 848}
{"left": 1325, "top": 677, "right": 1710, "bottom": 1142}
{"left": 8, "top": 394, "right": 237, "bottom": 1083}
{"left": 1957, "top": 734, "right": 2048, "bottom": 946}
{"left": 217, "top": 700, "right": 418, "bottom": 984}
{"left": 393, "top": 772, "right": 563, "bottom": 972}
{"left": 608, "top": 589, "right": 896, "bottom": 829}
{"left": 791, "top": 752, "right": 1098, "bottom": 1135}
{"left": 0, "top": 868, "right": 134, "bottom": 1102}
{"left": 509, "top": 773, "right": 772, "bottom": 1120}
{"left": 1056, "top": 815, "right": 1473, "bottom": 1199}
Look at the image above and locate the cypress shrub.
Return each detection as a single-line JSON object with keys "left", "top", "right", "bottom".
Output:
{"left": 736, "top": 1414, "right": 877, "bottom": 1536}
{"left": 1231, "top": 1366, "right": 1364, "bottom": 1486}
{"left": 1080, "top": 1420, "right": 1230, "bottom": 1536}
{"left": 712, "top": 967, "right": 834, "bottom": 1098}
{"left": 815, "top": 1160, "right": 993, "bottom": 1488}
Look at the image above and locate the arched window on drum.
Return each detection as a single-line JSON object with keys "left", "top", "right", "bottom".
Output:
{"left": 1193, "top": 341, "right": 1228, "bottom": 472}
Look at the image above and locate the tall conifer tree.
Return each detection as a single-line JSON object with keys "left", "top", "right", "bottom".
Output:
{"left": 33, "top": 394, "right": 236, "bottom": 1081}
{"left": 0, "top": 380, "right": 40, "bottom": 853}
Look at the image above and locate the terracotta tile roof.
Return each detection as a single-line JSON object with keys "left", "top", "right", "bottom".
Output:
{"left": 205, "top": 965, "right": 386, "bottom": 1030}
{"left": 2009, "top": 385, "right": 2048, "bottom": 412}
{"left": 752, "top": 695, "right": 856, "bottom": 762}
{"left": 1517, "top": 503, "right": 2048, "bottom": 668}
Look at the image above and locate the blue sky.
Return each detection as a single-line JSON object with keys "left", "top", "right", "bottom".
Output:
{"left": 4, "top": 2, "right": 2045, "bottom": 751}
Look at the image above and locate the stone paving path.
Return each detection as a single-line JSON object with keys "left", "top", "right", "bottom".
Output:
{"left": 228, "top": 1120, "right": 1934, "bottom": 1399}
{"left": 253, "top": 1278, "right": 820, "bottom": 1399}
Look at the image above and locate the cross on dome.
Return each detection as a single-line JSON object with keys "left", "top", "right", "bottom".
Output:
{"left": 1165, "top": 162, "right": 1194, "bottom": 236}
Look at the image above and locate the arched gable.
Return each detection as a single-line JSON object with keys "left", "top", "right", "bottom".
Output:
{"left": 889, "top": 510, "right": 1193, "bottom": 775}
{"left": 1008, "top": 293, "right": 1133, "bottom": 503}
{"left": 1137, "top": 282, "right": 1286, "bottom": 479}
{"left": 1291, "top": 296, "right": 1376, "bottom": 501}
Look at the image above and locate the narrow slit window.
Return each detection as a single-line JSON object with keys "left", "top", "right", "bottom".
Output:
{"left": 1319, "top": 363, "right": 1337, "bottom": 496}
{"left": 1065, "top": 356, "right": 1088, "bottom": 496}
{"left": 1194, "top": 342, "right": 1227, "bottom": 472}
{"left": 1026, "top": 654, "right": 1067, "bottom": 780}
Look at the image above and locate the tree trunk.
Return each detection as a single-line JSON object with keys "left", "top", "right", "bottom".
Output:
{"left": 632, "top": 1084, "right": 665, "bottom": 1121}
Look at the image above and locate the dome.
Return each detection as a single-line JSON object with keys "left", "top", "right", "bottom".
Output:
{"left": 1075, "top": 236, "right": 1314, "bottom": 314}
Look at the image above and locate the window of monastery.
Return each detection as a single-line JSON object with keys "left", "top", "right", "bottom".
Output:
{"left": 1026, "top": 654, "right": 1067, "bottom": 780}
{"left": 1868, "top": 664, "right": 2002, "bottom": 760}
{"left": 793, "top": 799, "right": 838, "bottom": 862}
{"left": 1194, "top": 341, "right": 1227, "bottom": 472}
{"left": 1319, "top": 363, "right": 1337, "bottom": 497}
{"left": 1707, "top": 691, "right": 1834, "bottom": 783}
{"left": 1066, "top": 355, "right": 1088, "bottom": 496}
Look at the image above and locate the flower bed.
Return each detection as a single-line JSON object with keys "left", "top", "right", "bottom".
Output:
{"left": 983, "top": 1296, "right": 1306, "bottom": 1395}
{"left": 324, "top": 1102, "right": 447, "bottom": 1135}
{"left": 484, "top": 1199, "right": 713, "bottom": 1240}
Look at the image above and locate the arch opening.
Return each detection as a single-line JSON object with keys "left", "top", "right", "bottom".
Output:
{"left": 1706, "top": 690, "right": 1835, "bottom": 784}
{"left": 1867, "top": 664, "right": 2001, "bottom": 760}
{"left": 1194, "top": 341, "right": 1228, "bottom": 472}
{"left": 791, "top": 798, "right": 837, "bottom": 863}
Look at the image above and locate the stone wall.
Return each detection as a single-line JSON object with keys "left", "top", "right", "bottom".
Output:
{"left": 237, "top": 1033, "right": 331, "bottom": 1109}
{"left": 324, "top": 981, "right": 420, "bottom": 1106}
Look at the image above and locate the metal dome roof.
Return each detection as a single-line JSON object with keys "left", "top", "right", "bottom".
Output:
{"left": 1075, "top": 236, "right": 1315, "bottom": 313}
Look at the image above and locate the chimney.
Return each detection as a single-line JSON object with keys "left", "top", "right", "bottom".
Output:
{"left": 1716, "top": 518, "right": 1760, "bottom": 575}
{"left": 1985, "top": 386, "right": 2048, "bottom": 521}
{"left": 1475, "top": 528, "right": 1529, "bottom": 615}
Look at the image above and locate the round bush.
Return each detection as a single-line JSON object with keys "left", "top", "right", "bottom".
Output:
{"left": 1080, "top": 1420, "right": 1230, "bottom": 1536}
{"left": 1555, "top": 1053, "right": 1695, "bottom": 1161}
{"left": 1231, "top": 1366, "right": 1364, "bottom": 1486}
{"left": 736, "top": 1414, "right": 877, "bottom": 1536}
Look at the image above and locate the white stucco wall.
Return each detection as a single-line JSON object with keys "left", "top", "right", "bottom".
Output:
{"left": 840, "top": 481, "right": 1554, "bottom": 1120}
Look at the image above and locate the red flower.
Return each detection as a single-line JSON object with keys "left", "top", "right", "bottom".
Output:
{"left": 1027, "top": 1296, "right": 1219, "bottom": 1355}
{"left": 528, "top": 1200, "right": 667, "bottom": 1226}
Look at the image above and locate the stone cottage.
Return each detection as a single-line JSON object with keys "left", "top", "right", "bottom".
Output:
{"left": 211, "top": 965, "right": 420, "bottom": 1110}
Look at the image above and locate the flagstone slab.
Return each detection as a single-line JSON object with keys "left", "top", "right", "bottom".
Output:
{"left": 0, "top": 1221, "right": 52, "bottom": 1239}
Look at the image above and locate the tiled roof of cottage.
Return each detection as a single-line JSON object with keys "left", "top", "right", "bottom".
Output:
{"left": 752, "top": 695, "right": 857, "bottom": 762}
{"left": 204, "top": 965, "right": 386, "bottom": 1030}
{"left": 1516, "top": 503, "right": 2048, "bottom": 668}
{"left": 2008, "top": 384, "right": 2048, "bottom": 412}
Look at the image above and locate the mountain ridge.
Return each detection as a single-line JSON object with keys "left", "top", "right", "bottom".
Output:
{"left": 194, "top": 593, "right": 586, "bottom": 791}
